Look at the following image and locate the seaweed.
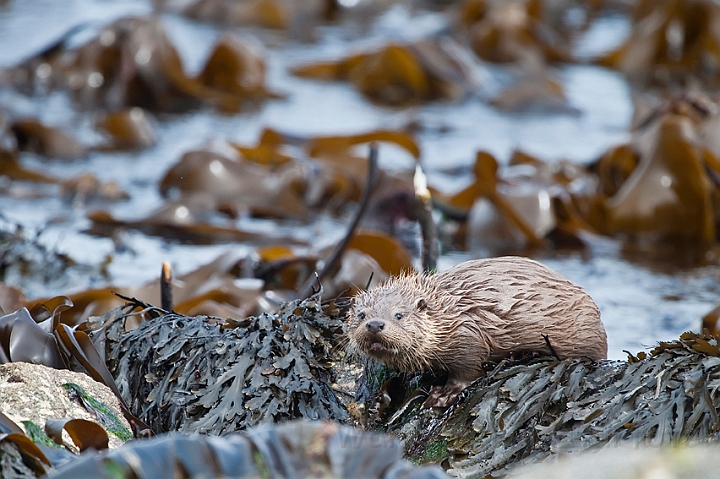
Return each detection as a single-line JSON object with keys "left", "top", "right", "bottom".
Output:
{"left": 19, "top": 421, "right": 58, "bottom": 449}
{"left": 48, "top": 420, "right": 449, "bottom": 479}
{"left": 62, "top": 383, "right": 132, "bottom": 441}
{"left": 389, "top": 332, "right": 720, "bottom": 477}
{"left": 0, "top": 222, "right": 103, "bottom": 299}
{"left": 105, "top": 294, "right": 349, "bottom": 434}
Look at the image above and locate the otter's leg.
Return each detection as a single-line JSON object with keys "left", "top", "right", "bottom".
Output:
{"left": 422, "top": 321, "right": 490, "bottom": 408}
{"left": 423, "top": 376, "right": 474, "bottom": 408}
{"left": 423, "top": 362, "right": 486, "bottom": 408}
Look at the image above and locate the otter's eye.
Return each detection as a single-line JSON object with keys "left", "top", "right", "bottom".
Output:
{"left": 358, "top": 312, "right": 366, "bottom": 320}
{"left": 395, "top": 313, "right": 403, "bottom": 320}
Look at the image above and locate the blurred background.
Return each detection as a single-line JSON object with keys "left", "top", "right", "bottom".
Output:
{"left": 1, "top": 0, "right": 720, "bottom": 359}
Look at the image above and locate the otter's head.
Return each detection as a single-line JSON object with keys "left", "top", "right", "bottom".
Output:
{"left": 346, "top": 273, "right": 442, "bottom": 372}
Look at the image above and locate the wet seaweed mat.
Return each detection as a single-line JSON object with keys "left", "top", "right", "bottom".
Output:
{"left": 106, "top": 294, "right": 349, "bottom": 434}
{"left": 393, "top": 332, "right": 720, "bottom": 478}
{"left": 47, "top": 420, "right": 449, "bottom": 479}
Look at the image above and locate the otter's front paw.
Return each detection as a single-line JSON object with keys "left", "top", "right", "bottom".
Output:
{"left": 422, "top": 382, "right": 468, "bottom": 408}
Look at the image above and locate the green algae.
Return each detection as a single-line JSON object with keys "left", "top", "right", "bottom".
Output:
{"left": 20, "top": 420, "right": 60, "bottom": 448}
{"left": 62, "top": 383, "right": 132, "bottom": 441}
{"left": 423, "top": 438, "right": 448, "bottom": 464}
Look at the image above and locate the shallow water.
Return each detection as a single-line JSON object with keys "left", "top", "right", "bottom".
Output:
{"left": 1, "top": 0, "right": 718, "bottom": 360}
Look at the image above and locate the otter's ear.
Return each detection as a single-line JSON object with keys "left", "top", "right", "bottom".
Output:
{"left": 416, "top": 299, "right": 427, "bottom": 311}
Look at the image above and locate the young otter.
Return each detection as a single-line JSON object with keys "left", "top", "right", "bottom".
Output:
{"left": 347, "top": 256, "right": 607, "bottom": 407}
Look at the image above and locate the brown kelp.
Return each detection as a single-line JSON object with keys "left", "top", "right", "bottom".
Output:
{"left": 292, "top": 37, "right": 479, "bottom": 106}
{"left": 6, "top": 17, "right": 278, "bottom": 113}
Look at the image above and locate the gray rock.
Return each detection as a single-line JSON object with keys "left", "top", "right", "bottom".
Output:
{"left": 511, "top": 443, "right": 720, "bottom": 479}
{"left": 0, "top": 362, "right": 131, "bottom": 450}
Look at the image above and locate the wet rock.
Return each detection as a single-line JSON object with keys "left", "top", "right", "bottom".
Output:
{"left": 512, "top": 442, "right": 720, "bottom": 479}
{"left": 0, "top": 362, "right": 131, "bottom": 450}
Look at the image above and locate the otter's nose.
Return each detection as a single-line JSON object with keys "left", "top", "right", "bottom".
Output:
{"left": 366, "top": 320, "right": 385, "bottom": 333}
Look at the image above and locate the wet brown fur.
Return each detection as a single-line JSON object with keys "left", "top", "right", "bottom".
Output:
{"left": 347, "top": 257, "right": 607, "bottom": 404}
